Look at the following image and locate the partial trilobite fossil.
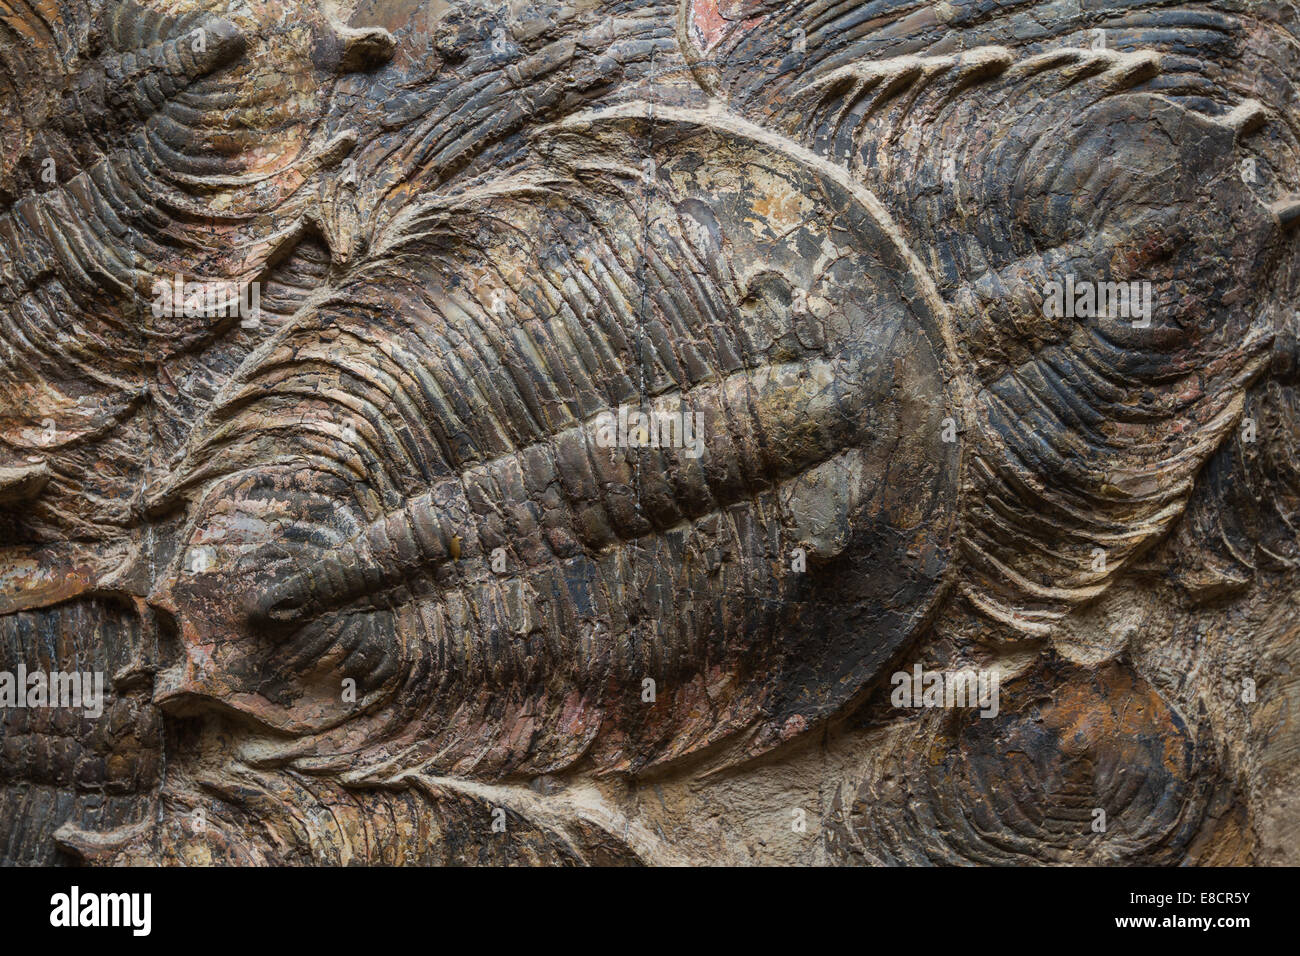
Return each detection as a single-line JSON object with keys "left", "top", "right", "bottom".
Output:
{"left": 2, "top": 0, "right": 1298, "bottom": 865}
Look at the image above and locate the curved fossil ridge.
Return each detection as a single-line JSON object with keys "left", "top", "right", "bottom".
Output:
{"left": 0, "top": 597, "right": 162, "bottom": 866}
{"left": 0, "top": 1, "right": 245, "bottom": 537}
{"left": 827, "top": 657, "right": 1248, "bottom": 865}
{"left": 0, "top": 1, "right": 396, "bottom": 864}
{"left": 335, "top": 0, "right": 687, "bottom": 258}
{"left": 147, "top": 111, "right": 961, "bottom": 778}
{"left": 1168, "top": 371, "right": 1300, "bottom": 598}
{"left": 0, "top": 1, "right": 395, "bottom": 541}
{"left": 54, "top": 757, "right": 664, "bottom": 865}
{"left": 680, "top": 4, "right": 1297, "bottom": 638}
{"left": 680, "top": 0, "right": 1277, "bottom": 103}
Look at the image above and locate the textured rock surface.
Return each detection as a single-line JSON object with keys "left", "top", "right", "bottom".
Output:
{"left": 0, "top": 0, "right": 1297, "bottom": 865}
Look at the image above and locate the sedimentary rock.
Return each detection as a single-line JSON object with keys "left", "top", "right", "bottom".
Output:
{"left": 1, "top": 0, "right": 1297, "bottom": 866}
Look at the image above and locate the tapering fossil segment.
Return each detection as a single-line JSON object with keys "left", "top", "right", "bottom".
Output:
{"left": 1, "top": 0, "right": 1298, "bottom": 866}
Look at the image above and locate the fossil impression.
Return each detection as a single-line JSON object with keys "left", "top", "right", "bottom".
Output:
{"left": 0, "top": 0, "right": 1297, "bottom": 866}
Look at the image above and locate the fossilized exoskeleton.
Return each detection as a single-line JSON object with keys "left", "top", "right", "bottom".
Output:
{"left": 2, "top": 0, "right": 1298, "bottom": 866}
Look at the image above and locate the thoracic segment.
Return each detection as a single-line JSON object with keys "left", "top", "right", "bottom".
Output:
{"left": 250, "top": 356, "right": 868, "bottom": 627}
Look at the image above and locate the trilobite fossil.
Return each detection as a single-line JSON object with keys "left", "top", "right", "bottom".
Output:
{"left": 1, "top": 0, "right": 1298, "bottom": 866}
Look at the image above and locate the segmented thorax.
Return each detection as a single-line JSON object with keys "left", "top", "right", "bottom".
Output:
{"left": 0, "top": 0, "right": 393, "bottom": 541}
{"left": 151, "top": 110, "right": 961, "bottom": 778}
